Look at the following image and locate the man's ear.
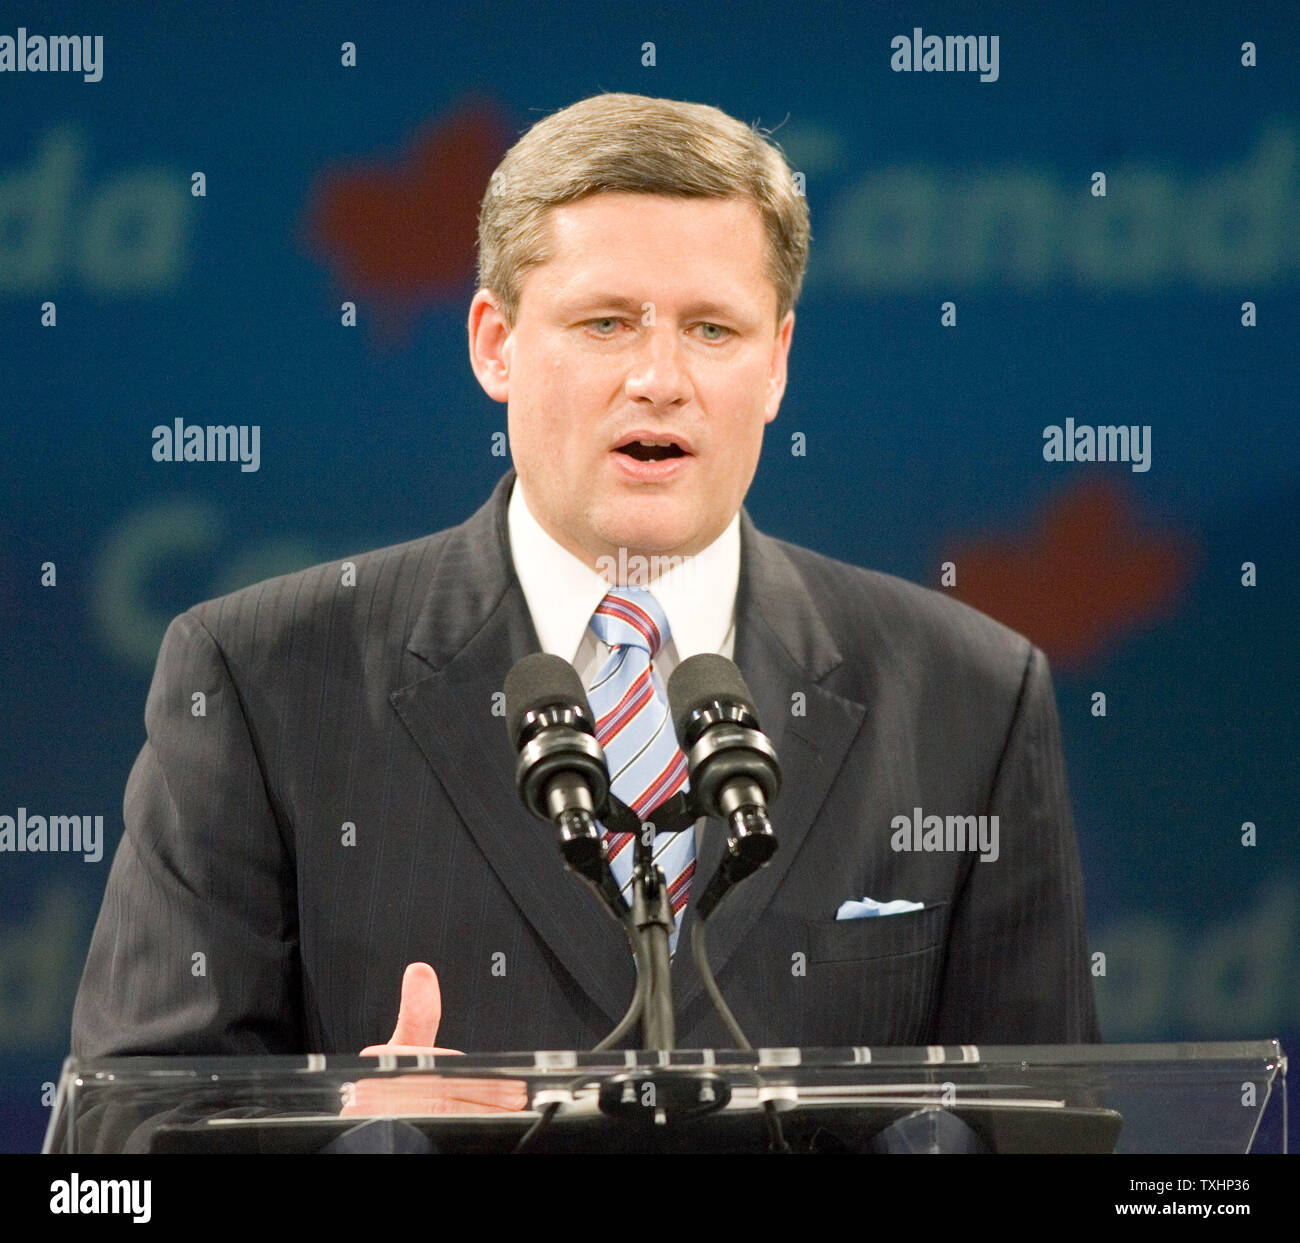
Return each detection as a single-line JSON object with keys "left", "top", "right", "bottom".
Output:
{"left": 468, "top": 289, "right": 512, "bottom": 403}
{"left": 763, "top": 310, "right": 795, "bottom": 423}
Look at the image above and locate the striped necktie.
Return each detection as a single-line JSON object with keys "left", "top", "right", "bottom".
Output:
{"left": 586, "top": 586, "right": 695, "bottom": 955}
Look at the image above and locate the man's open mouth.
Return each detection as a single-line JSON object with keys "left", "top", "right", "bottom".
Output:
{"left": 614, "top": 437, "right": 689, "bottom": 462}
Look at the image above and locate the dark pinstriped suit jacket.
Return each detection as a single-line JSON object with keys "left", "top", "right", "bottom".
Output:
{"left": 72, "top": 468, "right": 1100, "bottom": 1057}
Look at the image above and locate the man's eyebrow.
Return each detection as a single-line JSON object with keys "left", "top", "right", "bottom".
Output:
{"left": 560, "top": 293, "right": 753, "bottom": 321}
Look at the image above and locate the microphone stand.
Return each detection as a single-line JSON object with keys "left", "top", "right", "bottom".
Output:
{"left": 523, "top": 791, "right": 787, "bottom": 1144}
{"left": 607, "top": 788, "right": 776, "bottom": 1053}
{"left": 548, "top": 791, "right": 681, "bottom": 1050}
{"left": 628, "top": 821, "right": 677, "bottom": 1050}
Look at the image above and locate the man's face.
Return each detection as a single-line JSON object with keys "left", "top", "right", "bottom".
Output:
{"left": 469, "top": 192, "right": 794, "bottom": 573}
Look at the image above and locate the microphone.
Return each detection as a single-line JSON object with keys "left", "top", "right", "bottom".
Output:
{"left": 667, "top": 654, "right": 781, "bottom": 919}
{"left": 504, "top": 653, "right": 627, "bottom": 912}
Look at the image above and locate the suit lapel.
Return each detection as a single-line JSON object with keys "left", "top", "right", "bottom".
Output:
{"left": 671, "top": 513, "right": 867, "bottom": 1020}
{"left": 390, "top": 470, "right": 635, "bottom": 1027}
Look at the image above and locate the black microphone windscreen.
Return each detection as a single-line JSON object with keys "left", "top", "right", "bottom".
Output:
{"left": 667, "top": 653, "right": 757, "bottom": 741}
{"left": 504, "top": 652, "right": 591, "bottom": 744}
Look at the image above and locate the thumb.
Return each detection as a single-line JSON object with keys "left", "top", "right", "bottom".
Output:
{"left": 387, "top": 961, "right": 442, "bottom": 1048}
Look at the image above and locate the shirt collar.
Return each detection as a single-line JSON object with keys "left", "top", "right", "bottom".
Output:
{"left": 507, "top": 477, "right": 740, "bottom": 662}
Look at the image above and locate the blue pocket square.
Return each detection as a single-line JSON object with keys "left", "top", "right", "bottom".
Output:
{"left": 836, "top": 897, "right": 925, "bottom": 920}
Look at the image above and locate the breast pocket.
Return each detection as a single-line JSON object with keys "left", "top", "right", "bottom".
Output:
{"left": 797, "top": 903, "right": 951, "bottom": 1047}
{"left": 809, "top": 901, "right": 950, "bottom": 964}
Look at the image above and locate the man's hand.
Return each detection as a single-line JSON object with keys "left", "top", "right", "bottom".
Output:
{"left": 342, "top": 961, "right": 527, "bottom": 1116}
{"left": 359, "top": 961, "right": 461, "bottom": 1056}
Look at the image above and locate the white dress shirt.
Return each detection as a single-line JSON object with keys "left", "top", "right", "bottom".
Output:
{"left": 507, "top": 476, "right": 739, "bottom": 678}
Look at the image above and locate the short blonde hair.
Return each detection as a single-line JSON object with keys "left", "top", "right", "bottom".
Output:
{"left": 476, "top": 92, "right": 810, "bottom": 327}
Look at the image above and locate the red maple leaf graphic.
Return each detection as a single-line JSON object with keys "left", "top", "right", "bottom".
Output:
{"left": 948, "top": 477, "right": 1196, "bottom": 670}
{"left": 302, "top": 97, "right": 514, "bottom": 344}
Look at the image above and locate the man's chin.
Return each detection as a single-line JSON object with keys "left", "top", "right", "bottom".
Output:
{"left": 591, "top": 516, "right": 702, "bottom": 578}
{"left": 598, "top": 531, "right": 692, "bottom": 559}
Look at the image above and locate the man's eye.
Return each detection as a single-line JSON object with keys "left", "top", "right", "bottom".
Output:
{"left": 697, "top": 323, "right": 732, "bottom": 341}
{"left": 588, "top": 318, "right": 622, "bottom": 335}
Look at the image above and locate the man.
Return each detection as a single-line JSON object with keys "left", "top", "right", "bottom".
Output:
{"left": 72, "top": 92, "right": 1100, "bottom": 1065}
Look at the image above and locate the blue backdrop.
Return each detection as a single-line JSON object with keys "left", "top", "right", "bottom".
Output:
{"left": 1, "top": 0, "right": 1296, "bottom": 1152}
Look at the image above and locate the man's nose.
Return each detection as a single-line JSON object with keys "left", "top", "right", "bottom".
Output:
{"left": 624, "top": 325, "right": 692, "bottom": 406}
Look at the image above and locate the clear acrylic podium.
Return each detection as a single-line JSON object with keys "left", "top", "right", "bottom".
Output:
{"left": 44, "top": 1040, "right": 1287, "bottom": 1155}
